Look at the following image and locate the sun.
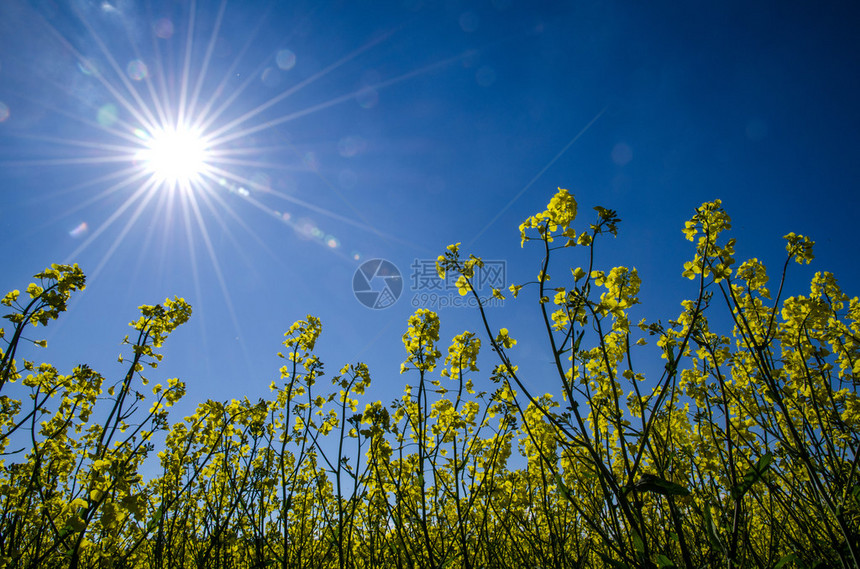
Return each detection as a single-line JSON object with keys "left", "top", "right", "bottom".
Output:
{"left": 5, "top": 0, "right": 423, "bottom": 285}
{"left": 136, "top": 124, "right": 211, "bottom": 186}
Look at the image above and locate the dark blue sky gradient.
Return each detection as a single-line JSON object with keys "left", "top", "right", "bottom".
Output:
{"left": 1, "top": 0, "right": 857, "bottom": 410}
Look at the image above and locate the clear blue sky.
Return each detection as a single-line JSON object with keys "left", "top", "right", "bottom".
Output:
{"left": 1, "top": 0, "right": 858, "bottom": 412}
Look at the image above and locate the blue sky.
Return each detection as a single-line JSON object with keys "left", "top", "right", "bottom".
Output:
{"left": 1, "top": 0, "right": 858, "bottom": 413}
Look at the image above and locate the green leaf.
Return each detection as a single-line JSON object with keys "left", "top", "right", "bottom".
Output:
{"left": 628, "top": 473, "right": 690, "bottom": 497}
{"left": 554, "top": 472, "right": 572, "bottom": 503}
{"left": 597, "top": 552, "right": 632, "bottom": 569}
{"left": 145, "top": 504, "right": 164, "bottom": 534}
{"left": 67, "top": 515, "right": 86, "bottom": 532}
{"left": 731, "top": 452, "right": 773, "bottom": 500}
{"left": 656, "top": 554, "right": 677, "bottom": 568}
{"left": 571, "top": 329, "right": 585, "bottom": 354}
{"left": 703, "top": 505, "right": 727, "bottom": 555}
{"left": 773, "top": 553, "right": 798, "bottom": 569}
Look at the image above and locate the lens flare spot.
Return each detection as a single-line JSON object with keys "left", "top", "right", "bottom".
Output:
{"left": 461, "top": 50, "right": 479, "bottom": 68}
{"left": 296, "top": 218, "right": 317, "bottom": 240}
{"left": 0, "top": 102, "right": 9, "bottom": 122}
{"left": 476, "top": 66, "right": 496, "bottom": 87}
{"left": 303, "top": 151, "right": 319, "bottom": 169}
{"left": 137, "top": 125, "right": 210, "bottom": 184}
{"left": 325, "top": 235, "right": 339, "bottom": 248}
{"left": 78, "top": 59, "right": 97, "bottom": 76}
{"left": 250, "top": 171, "right": 271, "bottom": 191}
{"left": 611, "top": 142, "right": 633, "bottom": 166}
{"left": 154, "top": 18, "right": 174, "bottom": 39}
{"left": 69, "top": 221, "right": 89, "bottom": 238}
{"left": 276, "top": 49, "right": 296, "bottom": 70}
{"left": 459, "top": 11, "right": 479, "bottom": 32}
{"left": 356, "top": 87, "right": 378, "bottom": 109}
{"left": 338, "top": 135, "right": 367, "bottom": 157}
{"left": 97, "top": 104, "right": 118, "bottom": 127}
{"left": 261, "top": 67, "right": 281, "bottom": 87}
{"left": 127, "top": 59, "right": 148, "bottom": 81}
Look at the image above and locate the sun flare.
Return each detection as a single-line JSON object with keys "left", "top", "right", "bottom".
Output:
{"left": 136, "top": 125, "right": 210, "bottom": 186}
{"left": 3, "top": 0, "right": 418, "bottom": 291}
